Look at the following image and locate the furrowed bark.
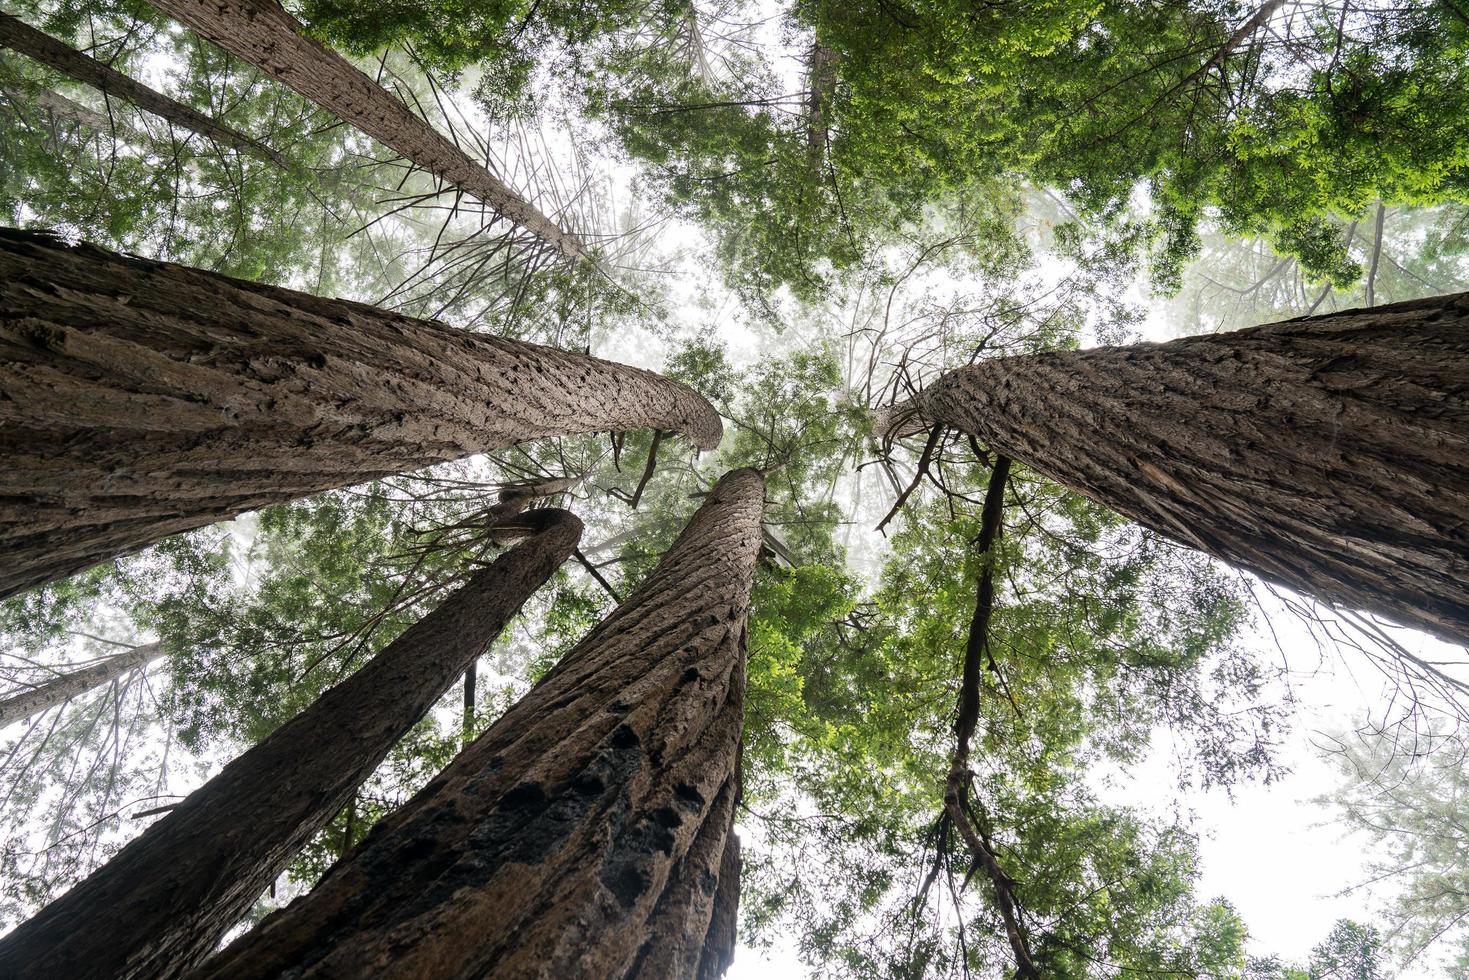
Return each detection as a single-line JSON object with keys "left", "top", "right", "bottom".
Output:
{"left": 144, "top": 0, "right": 587, "bottom": 260}
{"left": 892, "top": 293, "right": 1469, "bottom": 644}
{"left": 0, "top": 12, "right": 290, "bottom": 168}
{"left": 194, "top": 468, "right": 765, "bottom": 980}
{"left": 0, "top": 228, "right": 722, "bottom": 599}
{"left": 0, "top": 641, "right": 162, "bottom": 728}
{"left": 0, "top": 509, "right": 582, "bottom": 980}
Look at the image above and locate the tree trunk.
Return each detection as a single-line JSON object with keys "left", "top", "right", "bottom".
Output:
{"left": 0, "top": 509, "right": 582, "bottom": 980}
{"left": 895, "top": 293, "right": 1469, "bottom": 645}
{"left": 144, "top": 0, "right": 587, "bottom": 260}
{"left": 193, "top": 468, "right": 765, "bottom": 980}
{"left": 461, "top": 658, "right": 477, "bottom": 745}
{"left": 0, "top": 228, "right": 721, "bottom": 600}
{"left": 805, "top": 42, "right": 839, "bottom": 170}
{"left": 3, "top": 82, "right": 152, "bottom": 143}
{"left": 0, "top": 641, "right": 162, "bottom": 728}
{"left": 0, "top": 12, "right": 290, "bottom": 168}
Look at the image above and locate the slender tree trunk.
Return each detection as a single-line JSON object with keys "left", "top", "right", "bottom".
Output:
{"left": 0, "top": 12, "right": 290, "bottom": 168}
{"left": 1366, "top": 202, "right": 1386, "bottom": 307}
{"left": 461, "top": 658, "right": 477, "bottom": 745}
{"left": 145, "top": 0, "right": 587, "bottom": 260}
{"left": 0, "top": 642, "right": 162, "bottom": 728}
{"left": 0, "top": 228, "right": 721, "bottom": 600}
{"left": 3, "top": 83, "right": 151, "bottom": 143}
{"left": 193, "top": 468, "right": 765, "bottom": 980}
{"left": 1197, "top": 0, "right": 1285, "bottom": 79}
{"left": 894, "top": 292, "right": 1469, "bottom": 644}
{"left": 805, "top": 42, "right": 839, "bottom": 171}
{"left": 0, "top": 509, "right": 582, "bottom": 980}
{"left": 941, "top": 457, "right": 1038, "bottom": 978}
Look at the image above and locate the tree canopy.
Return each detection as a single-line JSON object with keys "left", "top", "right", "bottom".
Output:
{"left": 3, "top": 0, "right": 1468, "bottom": 976}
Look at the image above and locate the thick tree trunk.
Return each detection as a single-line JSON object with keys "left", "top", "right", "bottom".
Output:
{"left": 0, "top": 12, "right": 290, "bottom": 168}
{"left": 193, "top": 468, "right": 765, "bottom": 980}
{"left": 145, "top": 0, "right": 587, "bottom": 260}
{"left": 0, "top": 229, "right": 721, "bottom": 600}
{"left": 0, "top": 641, "right": 162, "bottom": 728}
{"left": 0, "top": 509, "right": 582, "bottom": 980}
{"left": 895, "top": 293, "right": 1469, "bottom": 645}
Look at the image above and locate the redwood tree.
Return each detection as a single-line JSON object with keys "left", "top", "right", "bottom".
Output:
{"left": 145, "top": 0, "right": 587, "bottom": 259}
{"left": 192, "top": 468, "right": 765, "bottom": 980}
{"left": 0, "top": 228, "right": 722, "bottom": 600}
{"left": 893, "top": 293, "right": 1469, "bottom": 645}
{"left": 0, "top": 12, "right": 290, "bottom": 168}
{"left": 0, "top": 508, "right": 582, "bottom": 980}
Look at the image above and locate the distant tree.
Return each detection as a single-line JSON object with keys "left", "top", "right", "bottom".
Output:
{"left": 0, "top": 641, "right": 162, "bottom": 728}
{"left": 735, "top": 449, "right": 1281, "bottom": 975}
{"left": 1328, "top": 732, "right": 1469, "bottom": 975}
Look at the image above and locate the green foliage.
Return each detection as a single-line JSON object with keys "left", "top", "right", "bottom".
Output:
{"left": 1247, "top": 919, "right": 1385, "bottom": 980}
{"left": 795, "top": 0, "right": 1469, "bottom": 289}
{"left": 735, "top": 459, "right": 1283, "bottom": 976}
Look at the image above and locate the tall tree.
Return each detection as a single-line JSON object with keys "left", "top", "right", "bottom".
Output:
{"left": 145, "top": 0, "right": 587, "bottom": 259}
{"left": 891, "top": 293, "right": 1469, "bottom": 645}
{"left": 0, "top": 508, "right": 582, "bottom": 980}
{"left": 192, "top": 467, "right": 765, "bottom": 980}
{"left": 0, "top": 12, "right": 289, "bottom": 168}
{"left": 0, "top": 228, "right": 722, "bottom": 600}
{"left": 0, "top": 640, "right": 162, "bottom": 728}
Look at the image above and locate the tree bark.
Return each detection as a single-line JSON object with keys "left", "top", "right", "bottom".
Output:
{"left": 0, "top": 641, "right": 163, "bottom": 728}
{"left": 144, "top": 0, "right": 588, "bottom": 260}
{"left": 0, "top": 509, "right": 582, "bottom": 980}
{"left": 893, "top": 292, "right": 1469, "bottom": 645}
{"left": 193, "top": 468, "right": 765, "bottom": 980}
{"left": 0, "top": 12, "right": 290, "bottom": 168}
{"left": 0, "top": 228, "right": 722, "bottom": 600}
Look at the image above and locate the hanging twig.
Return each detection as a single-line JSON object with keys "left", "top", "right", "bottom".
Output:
{"left": 876, "top": 425, "right": 942, "bottom": 534}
